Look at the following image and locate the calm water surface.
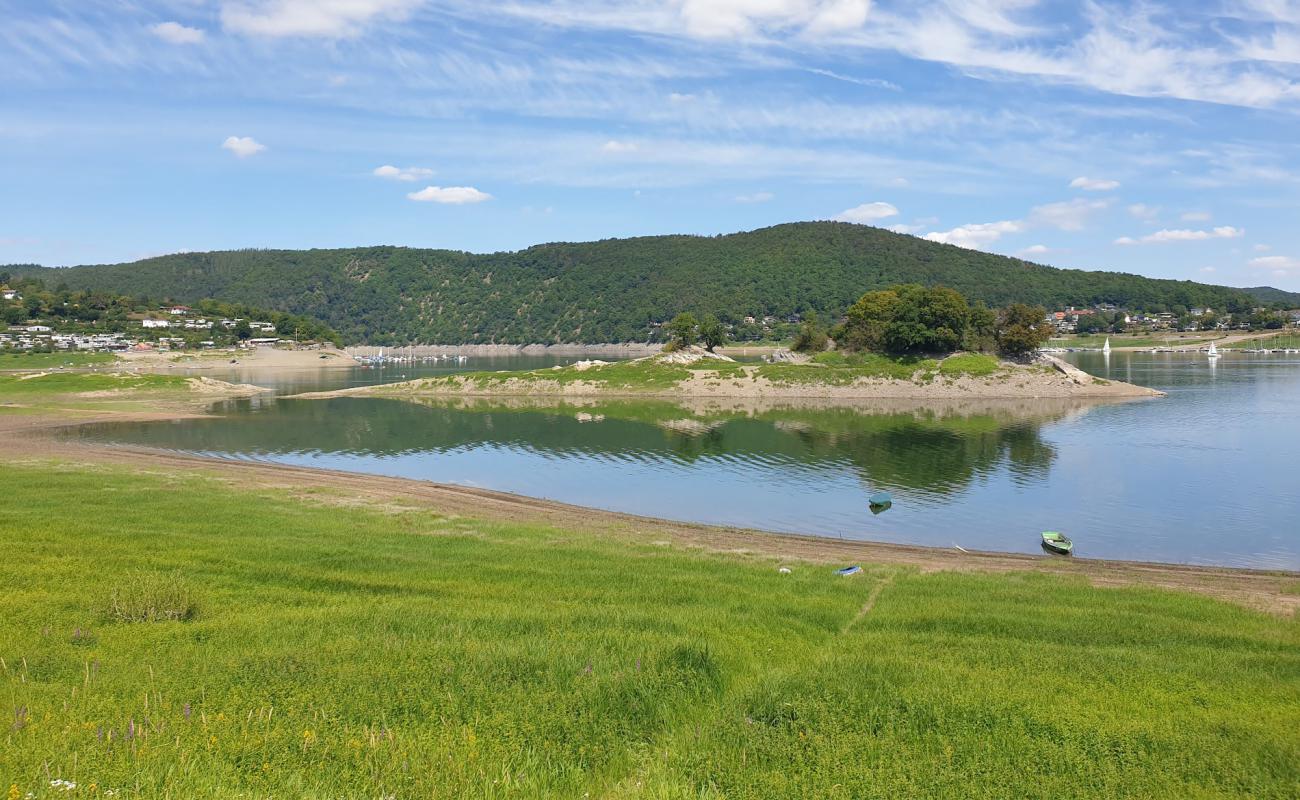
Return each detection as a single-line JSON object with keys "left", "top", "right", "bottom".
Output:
{"left": 75, "top": 352, "right": 1299, "bottom": 569}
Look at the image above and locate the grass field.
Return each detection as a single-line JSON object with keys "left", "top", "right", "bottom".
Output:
{"left": 0, "top": 352, "right": 118, "bottom": 370}
{"left": 0, "top": 373, "right": 199, "bottom": 419}
{"left": 1, "top": 461, "right": 1296, "bottom": 798}
{"left": 390, "top": 351, "right": 1017, "bottom": 396}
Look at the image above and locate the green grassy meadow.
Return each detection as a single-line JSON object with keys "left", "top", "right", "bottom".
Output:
{"left": 0, "top": 373, "right": 194, "bottom": 416}
{"left": 1, "top": 462, "right": 1297, "bottom": 798}
{"left": 0, "top": 352, "right": 118, "bottom": 370}
{"left": 398, "top": 352, "right": 1011, "bottom": 396}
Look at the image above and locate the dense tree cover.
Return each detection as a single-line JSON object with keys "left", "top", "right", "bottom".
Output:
{"left": 841, "top": 285, "right": 970, "bottom": 354}
{"left": 838, "top": 284, "right": 1051, "bottom": 358}
{"left": 1242, "top": 286, "right": 1300, "bottom": 306}
{"left": 3, "top": 223, "right": 1278, "bottom": 345}
{"left": 0, "top": 275, "right": 340, "bottom": 345}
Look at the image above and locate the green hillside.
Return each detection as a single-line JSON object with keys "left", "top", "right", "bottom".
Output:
{"left": 7, "top": 223, "right": 1267, "bottom": 345}
{"left": 1244, "top": 285, "right": 1300, "bottom": 305}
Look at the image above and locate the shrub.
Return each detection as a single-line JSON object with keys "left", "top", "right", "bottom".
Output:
{"left": 105, "top": 569, "right": 199, "bottom": 623}
{"left": 792, "top": 312, "right": 829, "bottom": 353}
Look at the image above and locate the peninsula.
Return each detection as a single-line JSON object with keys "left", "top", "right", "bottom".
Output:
{"left": 291, "top": 348, "right": 1161, "bottom": 402}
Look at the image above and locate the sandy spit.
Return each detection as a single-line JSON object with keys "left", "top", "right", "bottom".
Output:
{"left": 290, "top": 354, "right": 1163, "bottom": 402}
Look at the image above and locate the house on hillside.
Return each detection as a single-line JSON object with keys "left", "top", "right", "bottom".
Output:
{"left": 1, "top": 286, "right": 20, "bottom": 301}
{"left": 165, "top": 305, "right": 192, "bottom": 316}
{"left": 142, "top": 319, "right": 170, "bottom": 329}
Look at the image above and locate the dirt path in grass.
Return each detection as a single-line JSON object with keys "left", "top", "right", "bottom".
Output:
{"left": 1, "top": 412, "right": 1295, "bottom": 616}
{"left": 842, "top": 573, "right": 895, "bottom": 633}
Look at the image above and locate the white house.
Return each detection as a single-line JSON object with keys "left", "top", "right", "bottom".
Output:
{"left": 142, "top": 319, "right": 171, "bottom": 329}
{"left": 1, "top": 288, "right": 20, "bottom": 301}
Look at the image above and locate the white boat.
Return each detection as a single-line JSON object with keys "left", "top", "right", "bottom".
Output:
{"left": 1208, "top": 341, "right": 1220, "bottom": 358}
{"left": 1102, "top": 337, "right": 1111, "bottom": 354}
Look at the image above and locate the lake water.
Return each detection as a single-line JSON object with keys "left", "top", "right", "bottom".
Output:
{"left": 73, "top": 352, "right": 1300, "bottom": 569}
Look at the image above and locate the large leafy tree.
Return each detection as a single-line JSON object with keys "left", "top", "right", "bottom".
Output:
{"left": 666, "top": 312, "right": 698, "bottom": 348}
{"left": 842, "top": 284, "right": 970, "bottom": 355}
{"left": 697, "top": 314, "right": 726, "bottom": 351}
{"left": 996, "top": 303, "right": 1053, "bottom": 357}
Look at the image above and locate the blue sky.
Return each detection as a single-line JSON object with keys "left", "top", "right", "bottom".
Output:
{"left": 2, "top": 1, "right": 1299, "bottom": 291}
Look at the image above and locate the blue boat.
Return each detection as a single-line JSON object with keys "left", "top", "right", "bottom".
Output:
{"left": 835, "top": 565, "right": 863, "bottom": 576}
{"left": 868, "top": 491, "right": 892, "bottom": 508}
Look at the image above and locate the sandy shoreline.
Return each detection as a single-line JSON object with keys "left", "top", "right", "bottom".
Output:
{"left": 2, "top": 408, "right": 1294, "bottom": 615}
{"left": 116, "top": 345, "right": 359, "bottom": 372}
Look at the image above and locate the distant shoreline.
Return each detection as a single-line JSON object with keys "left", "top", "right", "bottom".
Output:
{"left": 346, "top": 343, "right": 665, "bottom": 358}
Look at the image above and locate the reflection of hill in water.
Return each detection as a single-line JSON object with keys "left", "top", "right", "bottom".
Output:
{"left": 73, "top": 395, "right": 1115, "bottom": 498}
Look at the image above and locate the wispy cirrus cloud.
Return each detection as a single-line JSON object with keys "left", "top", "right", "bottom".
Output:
{"left": 150, "top": 21, "right": 204, "bottom": 44}
{"left": 221, "top": 0, "right": 423, "bottom": 37}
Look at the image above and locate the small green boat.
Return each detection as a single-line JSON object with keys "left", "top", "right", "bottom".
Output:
{"left": 1041, "top": 531, "right": 1073, "bottom": 555}
{"left": 868, "top": 491, "right": 892, "bottom": 508}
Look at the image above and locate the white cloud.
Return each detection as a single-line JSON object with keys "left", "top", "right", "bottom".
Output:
{"left": 1029, "top": 198, "right": 1109, "bottom": 231}
{"left": 1019, "top": 244, "right": 1050, "bottom": 256}
{"left": 1249, "top": 255, "right": 1300, "bottom": 270}
{"left": 887, "top": 223, "right": 924, "bottom": 234}
{"left": 1180, "top": 210, "right": 1212, "bottom": 222}
{"left": 221, "top": 136, "right": 266, "bottom": 158}
{"left": 1115, "top": 226, "right": 1244, "bottom": 245}
{"left": 1198, "top": 266, "right": 1216, "bottom": 273}
{"left": 677, "top": 0, "right": 871, "bottom": 39}
{"left": 150, "top": 21, "right": 205, "bottom": 44}
{"left": 834, "top": 201, "right": 899, "bottom": 223}
{"left": 1254, "top": 243, "right": 1272, "bottom": 252}
{"left": 924, "top": 220, "right": 1024, "bottom": 249}
{"left": 1127, "top": 203, "right": 1159, "bottom": 220}
{"left": 735, "top": 191, "right": 774, "bottom": 203}
{"left": 373, "top": 165, "right": 435, "bottom": 182}
{"left": 887, "top": 177, "right": 909, "bottom": 188}
{"left": 221, "top": 0, "right": 422, "bottom": 38}
{"left": 601, "top": 139, "right": 638, "bottom": 153}
{"left": 407, "top": 185, "right": 492, "bottom": 204}
{"left": 1069, "top": 176, "right": 1120, "bottom": 191}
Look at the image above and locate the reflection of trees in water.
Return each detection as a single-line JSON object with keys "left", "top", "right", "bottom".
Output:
{"left": 78, "top": 395, "right": 1063, "bottom": 497}
{"left": 751, "top": 413, "right": 1055, "bottom": 497}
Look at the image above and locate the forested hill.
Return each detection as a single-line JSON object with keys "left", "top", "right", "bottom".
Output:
{"left": 1244, "top": 285, "right": 1300, "bottom": 305}
{"left": 7, "top": 222, "right": 1270, "bottom": 345}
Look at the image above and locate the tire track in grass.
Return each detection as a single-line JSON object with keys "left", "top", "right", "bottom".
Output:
{"left": 597, "top": 568, "right": 898, "bottom": 798}
{"left": 841, "top": 573, "right": 894, "bottom": 634}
